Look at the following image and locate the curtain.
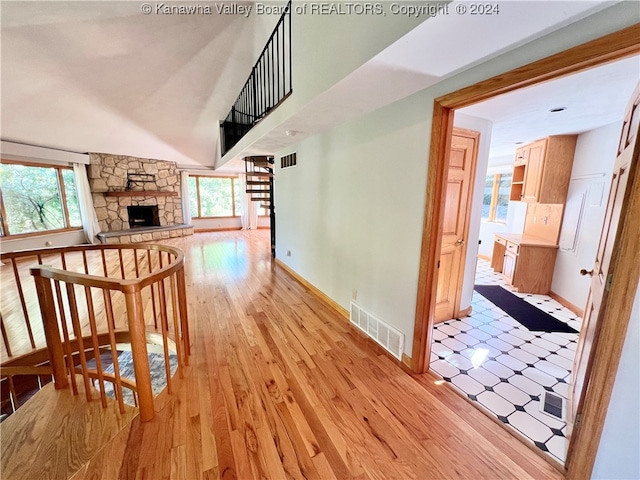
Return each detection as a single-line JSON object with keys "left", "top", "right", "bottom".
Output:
{"left": 239, "top": 173, "right": 258, "bottom": 230}
{"left": 73, "top": 163, "right": 101, "bottom": 244}
{"left": 180, "top": 171, "right": 191, "bottom": 224}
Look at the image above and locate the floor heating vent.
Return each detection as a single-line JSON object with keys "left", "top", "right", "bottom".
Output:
{"left": 540, "top": 391, "right": 565, "bottom": 420}
{"left": 350, "top": 301, "right": 404, "bottom": 360}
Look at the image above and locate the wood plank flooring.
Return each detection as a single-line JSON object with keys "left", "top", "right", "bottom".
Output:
{"left": 1, "top": 375, "right": 137, "bottom": 479}
{"left": 4, "top": 231, "right": 564, "bottom": 479}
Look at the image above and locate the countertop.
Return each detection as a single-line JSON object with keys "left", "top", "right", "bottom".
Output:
{"left": 494, "top": 233, "right": 559, "bottom": 249}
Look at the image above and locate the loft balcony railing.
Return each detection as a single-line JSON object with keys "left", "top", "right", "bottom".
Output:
{"left": 221, "top": 1, "right": 292, "bottom": 154}
{"left": 0, "top": 244, "right": 191, "bottom": 422}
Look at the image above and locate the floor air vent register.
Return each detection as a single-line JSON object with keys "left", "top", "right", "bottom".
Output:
{"left": 350, "top": 301, "right": 404, "bottom": 360}
{"left": 541, "top": 391, "right": 565, "bottom": 420}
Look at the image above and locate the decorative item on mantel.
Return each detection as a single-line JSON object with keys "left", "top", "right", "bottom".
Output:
{"left": 126, "top": 173, "right": 156, "bottom": 191}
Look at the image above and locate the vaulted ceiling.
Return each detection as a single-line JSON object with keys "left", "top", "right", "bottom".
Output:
{"left": 1, "top": 1, "right": 277, "bottom": 166}
{"left": 1, "top": 1, "right": 634, "bottom": 172}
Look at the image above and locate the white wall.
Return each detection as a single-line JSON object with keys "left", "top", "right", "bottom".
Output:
{"left": 478, "top": 202, "right": 527, "bottom": 257}
{"left": 551, "top": 122, "right": 620, "bottom": 307}
{"left": 591, "top": 286, "right": 640, "bottom": 480}
{"left": 0, "top": 229, "right": 86, "bottom": 254}
{"left": 477, "top": 150, "right": 532, "bottom": 259}
{"left": 275, "top": 96, "right": 429, "bottom": 352}
{"left": 219, "top": 11, "right": 423, "bottom": 165}
{"left": 452, "top": 112, "right": 493, "bottom": 312}
{"left": 191, "top": 216, "right": 269, "bottom": 230}
{"left": 274, "top": 3, "right": 639, "bottom": 358}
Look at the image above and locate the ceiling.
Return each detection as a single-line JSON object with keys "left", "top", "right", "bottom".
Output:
{"left": 1, "top": 1, "right": 630, "bottom": 172}
{"left": 1, "top": 1, "right": 277, "bottom": 167}
{"left": 459, "top": 55, "right": 640, "bottom": 162}
{"left": 216, "top": 0, "right": 620, "bottom": 172}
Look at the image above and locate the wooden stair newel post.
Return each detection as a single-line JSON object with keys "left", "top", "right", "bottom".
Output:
{"left": 31, "top": 270, "right": 68, "bottom": 390}
{"left": 125, "top": 288, "right": 155, "bottom": 422}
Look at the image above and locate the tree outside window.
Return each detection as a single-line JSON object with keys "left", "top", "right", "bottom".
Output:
{"left": 189, "top": 176, "right": 241, "bottom": 218}
{"left": 0, "top": 162, "right": 82, "bottom": 236}
{"left": 482, "top": 172, "right": 512, "bottom": 223}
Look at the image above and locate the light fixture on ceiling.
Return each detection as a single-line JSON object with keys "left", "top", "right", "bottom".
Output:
{"left": 285, "top": 130, "right": 297, "bottom": 137}
{"left": 549, "top": 106, "right": 567, "bottom": 113}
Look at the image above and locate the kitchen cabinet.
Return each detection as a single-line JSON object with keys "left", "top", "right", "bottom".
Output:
{"left": 509, "top": 135, "right": 577, "bottom": 204}
{"left": 491, "top": 233, "right": 559, "bottom": 294}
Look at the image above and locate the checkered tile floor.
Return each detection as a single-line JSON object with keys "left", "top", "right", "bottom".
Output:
{"left": 429, "top": 260, "right": 582, "bottom": 464}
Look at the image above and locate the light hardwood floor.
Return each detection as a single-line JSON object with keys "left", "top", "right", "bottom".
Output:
{"left": 6, "top": 230, "right": 563, "bottom": 479}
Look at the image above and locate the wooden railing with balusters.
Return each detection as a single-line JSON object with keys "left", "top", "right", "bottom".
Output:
{"left": 0, "top": 244, "right": 190, "bottom": 422}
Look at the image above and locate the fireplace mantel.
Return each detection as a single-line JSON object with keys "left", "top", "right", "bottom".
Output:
{"left": 104, "top": 191, "right": 178, "bottom": 197}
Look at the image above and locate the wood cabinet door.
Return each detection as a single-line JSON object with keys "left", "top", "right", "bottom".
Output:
{"left": 522, "top": 139, "right": 546, "bottom": 202}
{"left": 514, "top": 146, "right": 527, "bottom": 166}
{"left": 502, "top": 251, "right": 517, "bottom": 284}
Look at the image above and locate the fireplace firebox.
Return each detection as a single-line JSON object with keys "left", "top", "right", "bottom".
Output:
{"left": 127, "top": 205, "right": 160, "bottom": 229}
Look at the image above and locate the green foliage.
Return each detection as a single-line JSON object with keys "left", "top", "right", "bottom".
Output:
{"left": 62, "top": 169, "right": 82, "bottom": 227}
{"left": 190, "top": 177, "right": 239, "bottom": 218}
{"left": 0, "top": 163, "right": 80, "bottom": 235}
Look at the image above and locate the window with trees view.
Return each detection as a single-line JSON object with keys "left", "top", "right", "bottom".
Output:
{"left": 0, "top": 161, "right": 82, "bottom": 237}
{"left": 482, "top": 172, "right": 512, "bottom": 223}
{"left": 189, "top": 176, "right": 241, "bottom": 218}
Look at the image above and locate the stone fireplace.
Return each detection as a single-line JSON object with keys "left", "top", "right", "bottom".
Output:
{"left": 88, "top": 153, "right": 193, "bottom": 243}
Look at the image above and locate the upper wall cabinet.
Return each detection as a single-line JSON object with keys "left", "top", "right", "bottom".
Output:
{"left": 509, "top": 135, "right": 577, "bottom": 204}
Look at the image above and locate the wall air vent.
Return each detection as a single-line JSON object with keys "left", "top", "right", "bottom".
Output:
{"left": 350, "top": 301, "right": 405, "bottom": 360}
{"left": 280, "top": 153, "right": 297, "bottom": 169}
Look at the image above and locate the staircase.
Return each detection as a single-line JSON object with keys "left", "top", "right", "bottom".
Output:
{"left": 245, "top": 156, "right": 276, "bottom": 258}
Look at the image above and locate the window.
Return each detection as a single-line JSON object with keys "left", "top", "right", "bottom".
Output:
{"left": 189, "top": 176, "right": 240, "bottom": 218}
{"left": 482, "top": 172, "right": 512, "bottom": 223}
{"left": 0, "top": 161, "right": 82, "bottom": 237}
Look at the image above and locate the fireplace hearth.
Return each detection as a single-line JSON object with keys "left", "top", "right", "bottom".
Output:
{"left": 128, "top": 205, "right": 160, "bottom": 229}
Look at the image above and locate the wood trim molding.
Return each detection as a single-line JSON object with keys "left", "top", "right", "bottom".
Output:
{"left": 477, "top": 254, "right": 491, "bottom": 261}
{"left": 412, "top": 101, "right": 454, "bottom": 374}
{"left": 274, "top": 260, "right": 416, "bottom": 374}
{"left": 104, "top": 191, "right": 178, "bottom": 197}
{"left": 549, "top": 291, "right": 584, "bottom": 318}
{"left": 194, "top": 227, "right": 242, "bottom": 233}
{"left": 437, "top": 24, "right": 640, "bottom": 109}
{"left": 274, "top": 258, "right": 349, "bottom": 320}
{"left": 412, "top": 25, "right": 640, "bottom": 478}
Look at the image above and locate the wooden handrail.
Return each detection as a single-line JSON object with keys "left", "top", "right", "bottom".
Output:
{"left": 1, "top": 242, "right": 191, "bottom": 422}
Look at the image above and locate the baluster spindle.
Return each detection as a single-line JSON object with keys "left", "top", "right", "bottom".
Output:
{"left": 103, "top": 289, "right": 125, "bottom": 414}
{"left": 66, "top": 284, "right": 92, "bottom": 401}
{"left": 84, "top": 286, "right": 107, "bottom": 408}
{"left": 54, "top": 280, "right": 78, "bottom": 396}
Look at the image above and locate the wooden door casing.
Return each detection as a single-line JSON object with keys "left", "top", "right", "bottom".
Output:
{"left": 434, "top": 128, "right": 479, "bottom": 323}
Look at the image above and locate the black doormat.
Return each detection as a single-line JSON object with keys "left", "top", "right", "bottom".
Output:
{"left": 474, "top": 285, "right": 578, "bottom": 334}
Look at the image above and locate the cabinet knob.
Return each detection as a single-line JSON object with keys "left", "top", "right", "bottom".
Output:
{"left": 580, "top": 268, "right": 594, "bottom": 276}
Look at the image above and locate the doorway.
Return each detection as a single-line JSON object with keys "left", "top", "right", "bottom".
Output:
{"left": 411, "top": 26, "right": 640, "bottom": 478}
